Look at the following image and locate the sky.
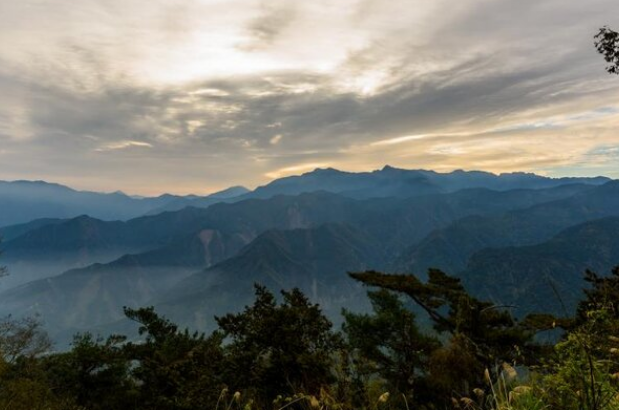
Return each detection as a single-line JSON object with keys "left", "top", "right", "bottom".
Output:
{"left": 0, "top": 0, "right": 618, "bottom": 195}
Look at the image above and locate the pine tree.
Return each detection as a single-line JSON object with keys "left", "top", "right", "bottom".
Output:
{"left": 348, "top": 269, "right": 535, "bottom": 396}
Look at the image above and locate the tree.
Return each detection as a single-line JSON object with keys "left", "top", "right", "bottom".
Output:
{"left": 123, "top": 306, "right": 225, "bottom": 410}
{"left": 578, "top": 267, "right": 619, "bottom": 320}
{"left": 0, "top": 239, "right": 75, "bottom": 409}
{"left": 42, "top": 333, "right": 133, "bottom": 410}
{"left": 0, "top": 241, "right": 52, "bottom": 365}
{"left": 216, "top": 284, "right": 343, "bottom": 404}
{"left": 539, "top": 308, "right": 619, "bottom": 410}
{"left": 532, "top": 268, "right": 619, "bottom": 410}
{"left": 348, "top": 269, "right": 536, "bottom": 397}
{"left": 595, "top": 26, "right": 619, "bottom": 75}
{"left": 343, "top": 289, "right": 440, "bottom": 405}
{"left": 0, "top": 316, "right": 51, "bottom": 364}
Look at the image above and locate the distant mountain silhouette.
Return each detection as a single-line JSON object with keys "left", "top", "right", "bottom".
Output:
{"left": 140, "top": 166, "right": 611, "bottom": 213}
{"left": 0, "top": 180, "right": 186, "bottom": 226}
{"left": 248, "top": 166, "right": 609, "bottom": 199}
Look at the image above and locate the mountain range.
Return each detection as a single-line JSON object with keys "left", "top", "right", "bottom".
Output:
{"left": 3, "top": 167, "right": 607, "bottom": 226}
{"left": 0, "top": 166, "right": 616, "bottom": 344}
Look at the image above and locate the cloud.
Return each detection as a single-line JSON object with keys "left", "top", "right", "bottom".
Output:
{"left": 0, "top": 0, "right": 618, "bottom": 194}
{"left": 265, "top": 163, "right": 330, "bottom": 179}
{"left": 240, "top": 1, "right": 298, "bottom": 51}
{"left": 270, "top": 134, "right": 283, "bottom": 145}
{"left": 95, "top": 140, "right": 153, "bottom": 152}
{"left": 371, "top": 132, "right": 473, "bottom": 146}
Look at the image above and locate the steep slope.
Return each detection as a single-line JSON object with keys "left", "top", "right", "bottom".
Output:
{"left": 2, "top": 204, "right": 247, "bottom": 264}
{"left": 395, "top": 181, "right": 619, "bottom": 276}
{"left": 0, "top": 208, "right": 223, "bottom": 288}
{"left": 0, "top": 223, "right": 382, "bottom": 339}
{"left": 0, "top": 228, "right": 248, "bottom": 333}
{"left": 0, "top": 218, "right": 64, "bottom": 241}
{"left": 0, "top": 263, "right": 192, "bottom": 337}
{"left": 0, "top": 216, "right": 133, "bottom": 289}
{"left": 459, "top": 217, "right": 619, "bottom": 316}
{"left": 155, "top": 223, "right": 387, "bottom": 331}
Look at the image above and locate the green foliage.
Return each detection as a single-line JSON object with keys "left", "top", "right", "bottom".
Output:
{"left": 42, "top": 333, "right": 134, "bottom": 410}
{"left": 123, "top": 306, "right": 226, "bottom": 410}
{"left": 533, "top": 308, "right": 619, "bottom": 410}
{"left": 0, "top": 375, "right": 81, "bottom": 410}
{"left": 349, "top": 270, "right": 535, "bottom": 394}
{"left": 596, "top": 26, "right": 619, "bottom": 75}
{"left": 530, "top": 269, "right": 619, "bottom": 410}
{"left": 0, "top": 318, "right": 80, "bottom": 409}
{"left": 216, "top": 284, "right": 343, "bottom": 405}
{"left": 579, "top": 267, "right": 619, "bottom": 321}
{"left": 1, "top": 266, "right": 619, "bottom": 409}
{"left": 343, "top": 289, "right": 440, "bottom": 405}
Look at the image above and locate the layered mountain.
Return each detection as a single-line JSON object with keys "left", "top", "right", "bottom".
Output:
{"left": 0, "top": 207, "right": 231, "bottom": 288}
{"left": 395, "top": 181, "right": 619, "bottom": 276}
{"left": 0, "top": 183, "right": 603, "bottom": 339}
{"left": 0, "top": 223, "right": 382, "bottom": 340}
{"left": 459, "top": 217, "right": 619, "bottom": 317}
{"left": 0, "top": 180, "right": 250, "bottom": 226}
{"left": 0, "top": 229, "right": 247, "bottom": 334}
{"left": 0, "top": 262, "right": 192, "bottom": 338}
{"left": 2, "top": 183, "right": 593, "bottom": 290}
{"left": 1, "top": 169, "right": 609, "bottom": 228}
{"left": 0, "top": 218, "right": 64, "bottom": 241}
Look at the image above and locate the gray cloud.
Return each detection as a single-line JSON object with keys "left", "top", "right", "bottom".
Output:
{"left": 241, "top": 1, "right": 298, "bottom": 50}
{"left": 0, "top": 0, "right": 618, "bottom": 194}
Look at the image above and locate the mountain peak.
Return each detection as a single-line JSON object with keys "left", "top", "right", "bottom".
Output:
{"left": 309, "top": 167, "right": 341, "bottom": 175}
{"left": 207, "top": 185, "right": 251, "bottom": 199}
{"left": 380, "top": 165, "right": 406, "bottom": 172}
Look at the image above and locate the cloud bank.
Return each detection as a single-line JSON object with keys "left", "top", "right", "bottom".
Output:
{"left": 0, "top": 0, "right": 618, "bottom": 194}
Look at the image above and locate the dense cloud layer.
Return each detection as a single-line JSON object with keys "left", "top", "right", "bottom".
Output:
{"left": 0, "top": 0, "right": 617, "bottom": 194}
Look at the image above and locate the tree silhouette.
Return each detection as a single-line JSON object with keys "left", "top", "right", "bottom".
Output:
{"left": 595, "top": 26, "right": 619, "bottom": 75}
